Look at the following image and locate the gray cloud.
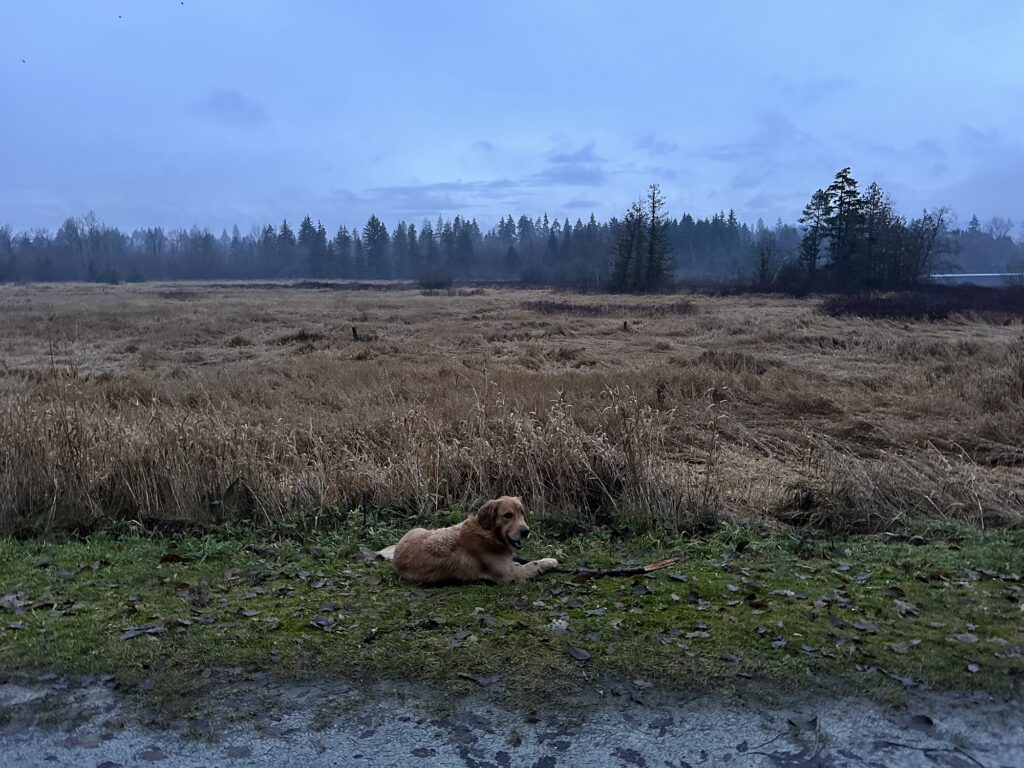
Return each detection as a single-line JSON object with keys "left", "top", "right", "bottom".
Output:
{"left": 531, "top": 142, "right": 609, "bottom": 186}
{"left": 548, "top": 142, "right": 602, "bottom": 164}
{"left": 696, "top": 112, "right": 819, "bottom": 163}
{"left": 777, "top": 76, "right": 853, "bottom": 105}
{"left": 192, "top": 88, "right": 269, "bottom": 129}
{"left": 635, "top": 134, "right": 679, "bottom": 156}
{"left": 342, "top": 178, "right": 523, "bottom": 218}
{"left": 563, "top": 198, "right": 599, "bottom": 209}
{"left": 530, "top": 164, "right": 607, "bottom": 186}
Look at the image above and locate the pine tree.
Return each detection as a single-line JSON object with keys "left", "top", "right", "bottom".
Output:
{"left": 351, "top": 233, "right": 365, "bottom": 277}
{"left": 643, "top": 184, "right": 671, "bottom": 290}
{"left": 503, "top": 245, "right": 520, "bottom": 278}
{"left": 419, "top": 220, "right": 438, "bottom": 270}
{"left": 798, "top": 189, "right": 830, "bottom": 282}
{"left": 332, "top": 225, "right": 352, "bottom": 277}
{"left": 860, "top": 182, "right": 902, "bottom": 286}
{"left": 609, "top": 201, "right": 647, "bottom": 292}
{"left": 824, "top": 167, "right": 864, "bottom": 283}
{"left": 392, "top": 221, "right": 410, "bottom": 278}
{"left": 362, "top": 215, "right": 390, "bottom": 278}
{"left": 406, "top": 222, "right": 420, "bottom": 276}
{"left": 298, "top": 215, "right": 322, "bottom": 276}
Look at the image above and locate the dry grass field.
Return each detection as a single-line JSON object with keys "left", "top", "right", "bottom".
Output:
{"left": 1, "top": 281, "right": 1022, "bottom": 536}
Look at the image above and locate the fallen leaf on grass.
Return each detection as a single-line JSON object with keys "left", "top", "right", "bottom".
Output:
{"left": 950, "top": 633, "right": 978, "bottom": 644}
{"left": 449, "top": 630, "right": 474, "bottom": 648}
{"left": 120, "top": 623, "right": 166, "bottom": 640}
{"left": 967, "top": 662, "right": 980, "bottom": 673}
{"left": 1, "top": 593, "right": 30, "bottom": 612}
{"left": 245, "top": 545, "right": 280, "bottom": 557}
{"left": 310, "top": 616, "right": 335, "bottom": 632}
{"left": 853, "top": 619, "right": 879, "bottom": 634}
{"left": 547, "top": 617, "right": 570, "bottom": 633}
{"left": 567, "top": 645, "right": 591, "bottom": 661}
{"left": 886, "top": 639, "right": 922, "bottom": 654}
{"left": 892, "top": 600, "right": 918, "bottom": 617}
{"left": 354, "top": 547, "right": 383, "bottom": 564}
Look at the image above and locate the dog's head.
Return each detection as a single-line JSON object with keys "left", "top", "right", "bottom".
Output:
{"left": 475, "top": 496, "right": 530, "bottom": 550}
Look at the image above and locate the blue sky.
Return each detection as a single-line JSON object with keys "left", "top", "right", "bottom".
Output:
{"left": 3, "top": 1, "right": 1023, "bottom": 233}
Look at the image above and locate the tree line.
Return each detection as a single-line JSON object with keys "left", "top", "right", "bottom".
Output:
{"left": 0, "top": 173, "right": 1020, "bottom": 291}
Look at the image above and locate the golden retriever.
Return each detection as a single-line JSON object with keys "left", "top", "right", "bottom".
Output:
{"left": 379, "top": 496, "right": 559, "bottom": 585}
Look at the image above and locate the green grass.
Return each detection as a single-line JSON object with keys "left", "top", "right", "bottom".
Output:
{"left": 1, "top": 517, "right": 1022, "bottom": 717}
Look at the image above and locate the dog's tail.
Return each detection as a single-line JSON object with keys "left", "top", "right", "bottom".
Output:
{"left": 376, "top": 544, "right": 398, "bottom": 561}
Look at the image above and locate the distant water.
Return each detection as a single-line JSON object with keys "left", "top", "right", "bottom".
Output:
{"left": 930, "top": 273, "right": 1021, "bottom": 286}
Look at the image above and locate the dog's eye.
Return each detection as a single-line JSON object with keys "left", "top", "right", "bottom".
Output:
{"left": 503, "top": 512, "right": 513, "bottom": 519}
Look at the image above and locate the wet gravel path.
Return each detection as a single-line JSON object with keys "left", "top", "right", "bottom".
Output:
{"left": 1, "top": 676, "right": 1022, "bottom": 767}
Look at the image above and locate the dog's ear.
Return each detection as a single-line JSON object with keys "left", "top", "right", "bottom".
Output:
{"left": 475, "top": 499, "right": 499, "bottom": 530}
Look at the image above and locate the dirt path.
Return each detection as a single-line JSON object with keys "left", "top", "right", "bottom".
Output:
{"left": 1, "top": 676, "right": 1021, "bottom": 767}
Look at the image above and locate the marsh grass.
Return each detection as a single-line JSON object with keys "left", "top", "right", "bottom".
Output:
{"left": 0, "top": 282, "right": 1021, "bottom": 536}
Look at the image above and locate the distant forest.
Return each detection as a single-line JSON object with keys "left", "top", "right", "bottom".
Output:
{"left": 1, "top": 170, "right": 1021, "bottom": 291}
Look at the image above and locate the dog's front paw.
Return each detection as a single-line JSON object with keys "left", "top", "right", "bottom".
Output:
{"left": 538, "top": 558, "right": 559, "bottom": 571}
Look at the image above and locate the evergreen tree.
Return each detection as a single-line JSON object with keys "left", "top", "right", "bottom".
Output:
{"left": 298, "top": 215, "right": 322, "bottom": 276}
{"left": 798, "top": 189, "right": 830, "bottom": 282}
{"left": 643, "top": 184, "right": 671, "bottom": 290}
{"left": 362, "top": 215, "right": 390, "bottom": 277}
{"left": 609, "top": 201, "right": 647, "bottom": 292}
{"left": 278, "top": 219, "right": 296, "bottom": 246}
{"left": 860, "top": 182, "right": 902, "bottom": 286}
{"left": 392, "top": 221, "right": 410, "bottom": 278}
{"left": 406, "top": 222, "right": 420, "bottom": 275}
{"left": 351, "top": 233, "right": 365, "bottom": 277}
{"left": 418, "top": 220, "right": 438, "bottom": 270}
{"left": 824, "top": 167, "right": 864, "bottom": 283}
{"left": 503, "top": 245, "right": 520, "bottom": 278}
{"left": 332, "top": 225, "right": 352, "bottom": 277}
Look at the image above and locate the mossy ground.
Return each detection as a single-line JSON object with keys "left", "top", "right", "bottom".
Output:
{"left": 1, "top": 516, "right": 1021, "bottom": 718}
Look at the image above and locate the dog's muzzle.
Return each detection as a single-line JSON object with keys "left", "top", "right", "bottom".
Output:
{"left": 509, "top": 538, "right": 526, "bottom": 550}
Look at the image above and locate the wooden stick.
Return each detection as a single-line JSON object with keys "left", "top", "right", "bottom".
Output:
{"left": 564, "top": 557, "right": 679, "bottom": 582}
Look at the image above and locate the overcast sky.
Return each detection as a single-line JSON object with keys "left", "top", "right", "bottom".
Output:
{"left": 3, "top": 1, "right": 1023, "bottom": 234}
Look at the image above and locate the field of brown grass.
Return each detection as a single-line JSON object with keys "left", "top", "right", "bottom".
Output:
{"left": 1, "top": 281, "right": 1022, "bottom": 536}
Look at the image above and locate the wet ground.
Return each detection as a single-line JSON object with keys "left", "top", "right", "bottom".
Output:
{"left": 1, "top": 675, "right": 1022, "bottom": 767}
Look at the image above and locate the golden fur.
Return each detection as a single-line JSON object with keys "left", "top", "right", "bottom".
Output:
{"left": 383, "top": 496, "right": 558, "bottom": 585}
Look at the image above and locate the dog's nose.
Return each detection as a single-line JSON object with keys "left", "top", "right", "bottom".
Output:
{"left": 520, "top": 527, "right": 530, "bottom": 539}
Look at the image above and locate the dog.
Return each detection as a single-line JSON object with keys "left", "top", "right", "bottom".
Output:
{"left": 378, "top": 496, "right": 559, "bottom": 585}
